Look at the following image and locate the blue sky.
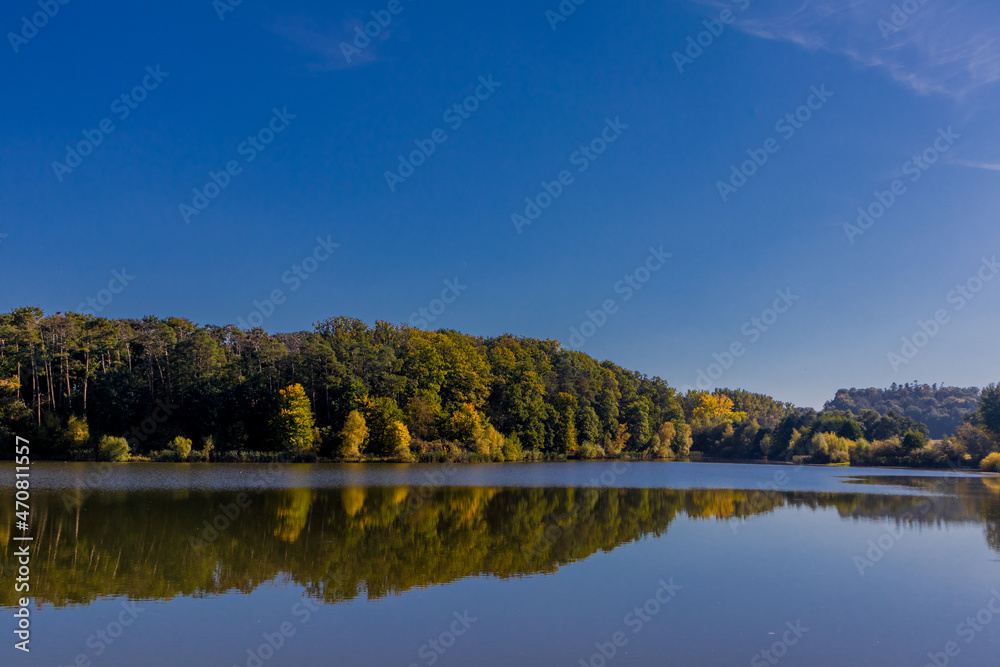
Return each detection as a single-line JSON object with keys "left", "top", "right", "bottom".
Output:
{"left": 2, "top": 0, "right": 1000, "bottom": 407}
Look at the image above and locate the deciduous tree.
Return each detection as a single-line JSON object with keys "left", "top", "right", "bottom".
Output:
{"left": 273, "top": 384, "right": 316, "bottom": 454}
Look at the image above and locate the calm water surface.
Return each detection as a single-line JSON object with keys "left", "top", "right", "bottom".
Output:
{"left": 1, "top": 462, "right": 998, "bottom": 666}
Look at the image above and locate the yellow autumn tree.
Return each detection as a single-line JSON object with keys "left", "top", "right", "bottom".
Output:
{"left": 272, "top": 384, "right": 316, "bottom": 454}
{"left": 274, "top": 489, "right": 314, "bottom": 543}
{"left": 691, "top": 392, "right": 746, "bottom": 424}
{"left": 445, "top": 402, "right": 486, "bottom": 444}
{"left": 389, "top": 421, "right": 413, "bottom": 462}
{"left": 605, "top": 423, "right": 630, "bottom": 456}
{"left": 649, "top": 422, "right": 676, "bottom": 459}
{"left": 475, "top": 424, "right": 505, "bottom": 460}
{"left": 0, "top": 376, "right": 28, "bottom": 422}
{"left": 338, "top": 410, "right": 368, "bottom": 459}
{"left": 341, "top": 487, "right": 366, "bottom": 516}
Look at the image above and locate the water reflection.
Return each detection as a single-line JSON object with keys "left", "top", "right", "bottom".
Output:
{"left": 1, "top": 477, "right": 997, "bottom": 608}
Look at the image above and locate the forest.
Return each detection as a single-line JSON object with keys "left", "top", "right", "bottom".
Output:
{"left": 823, "top": 384, "right": 980, "bottom": 438}
{"left": 1, "top": 307, "right": 999, "bottom": 471}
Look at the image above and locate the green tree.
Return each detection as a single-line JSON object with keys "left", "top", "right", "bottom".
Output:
{"left": 363, "top": 397, "right": 407, "bottom": 457}
{"left": 978, "top": 384, "right": 1000, "bottom": 437}
{"left": 825, "top": 384, "right": 980, "bottom": 439}
{"left": 625, "top": 400, "right": 652, "bottom": 450}
{"left": 836, "top": 419, "right": 865, "bottom": 441}
{"left": 576, "top": 405, "right": 600, "bottom": 446}
{"left": 718, "top": 389, "right": 794, "bottom": 428}
{"left": 808, "top": 432, "right": 853, "bottom": 464}
{"left": 552, "top": 393, "right": 578, "bottom": 455}
{"left": 404, "top": 393, "right": 440, "bottom": 441}
{"left": 902, "top": 430, "right": 929, "bottom": 452}
{"left": 673, "top": 423, "right": 692, "bottom": 457}
{"left": 502, "top": 432, "right": 523, "bottom": 461}
{"left": 953, "top": 422, "right": 993, "bottom": 460}
{"left": 595, "top": 384, "right": 621, "bottom": 434}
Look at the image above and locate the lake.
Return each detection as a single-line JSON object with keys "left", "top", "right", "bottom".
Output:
{"left": 2, "top": 462, "right": 998, "bottom": 666}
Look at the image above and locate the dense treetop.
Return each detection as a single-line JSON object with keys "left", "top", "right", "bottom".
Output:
{"left": 1, "top": 308, "right": 998, "bottom": 469}
{"left": 823, "top": 384, "right": 980, "bottom": 438}
{"left": 0, "top": 308, "right": 684, "bottom": 460}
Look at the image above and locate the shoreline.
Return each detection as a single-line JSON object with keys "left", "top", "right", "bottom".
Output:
{"left": 1, "top": 456, "right": 991, "bottom": 476}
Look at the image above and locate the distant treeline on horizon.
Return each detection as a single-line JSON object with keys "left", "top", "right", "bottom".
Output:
{"left": 1, "top": 307, "right": 999, "bottom": 471}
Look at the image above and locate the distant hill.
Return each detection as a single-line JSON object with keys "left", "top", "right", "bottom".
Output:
{"left": 823, "top": 384, "right": 980, "bottom": 438}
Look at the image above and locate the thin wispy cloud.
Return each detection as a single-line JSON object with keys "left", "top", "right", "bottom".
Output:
{"left": 271, "top": 16, "right": 388, "bottom": 72}
{"left": 949, "top": 158, "right": 1000, "bottom": 171}
{"left": 703, "top": 0, "right": 1000, "bottom": 99}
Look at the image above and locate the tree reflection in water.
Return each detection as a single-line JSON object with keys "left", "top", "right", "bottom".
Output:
{"left": 1, "top": 477, "right": 997, "bottom": 607}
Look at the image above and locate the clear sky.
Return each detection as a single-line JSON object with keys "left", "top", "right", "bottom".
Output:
{"left": 3, "top": 0, "right": 1000, "bottom": 408}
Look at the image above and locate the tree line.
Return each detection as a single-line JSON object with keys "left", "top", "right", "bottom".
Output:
{"left": 0, "top": 307, "right": 998, "bottom": 470}
{"left": 823, "top": 383, "right": 980, "bottom": 438}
